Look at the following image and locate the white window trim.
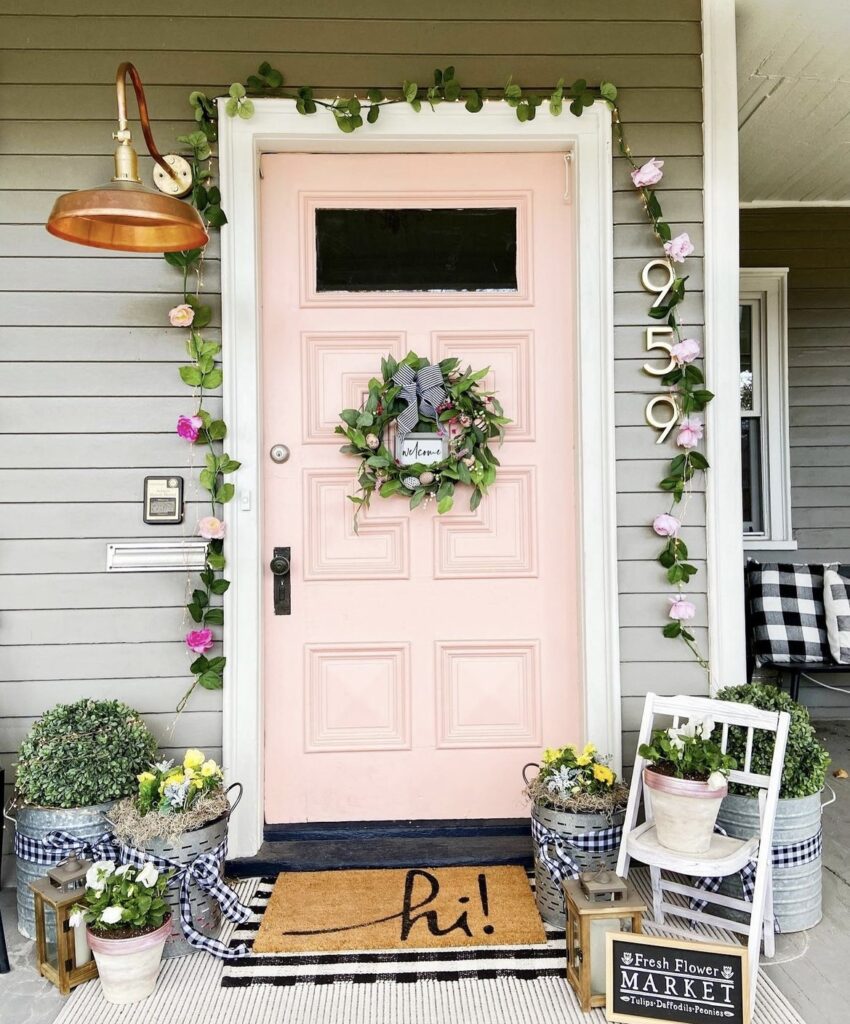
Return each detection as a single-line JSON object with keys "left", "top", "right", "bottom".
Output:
{"left": 217, "top": 98, "right": 620, "bottom": 858}
{"left": 740, "top": 268, "right": 794, "bottom": 550}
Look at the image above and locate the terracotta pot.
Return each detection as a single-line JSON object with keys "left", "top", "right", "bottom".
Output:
{"left": 86, "top": 916, "right": 170, "bottom": 1004}
{"left": 644, "top": 768, "right": 727, "bottom": 854}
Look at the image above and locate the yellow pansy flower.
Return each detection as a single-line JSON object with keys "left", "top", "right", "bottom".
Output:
{"left": 541, "top": 747, "right": 561, "bottom": 765}
{"left": 593, "top": 763, "right": 615, "bottom": 786}
{"left": 200, "top": 759, "right": 220, "bottom": 778}
{"left": 183, "top": 748, "right": 205, "bottom": 771}
{"left": 577, "top": 754, "right": 592, "bottom": 766}
{"left": 582, "top": 742, "right": 597, "bottom": 757}
{"left": 137, "top": 771, "right": 156, "bottom": 784}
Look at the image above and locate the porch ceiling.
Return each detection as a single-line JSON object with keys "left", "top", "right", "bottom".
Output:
{"left": 737, "top": 0, "right": 850, "bottom": 202}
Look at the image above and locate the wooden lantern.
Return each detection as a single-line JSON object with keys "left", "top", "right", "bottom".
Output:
{"left": 564, "top": 873, "right": 646, "bottom": 1012}
{"left": 30, "top": 855, "right": 98, "bottom": 995}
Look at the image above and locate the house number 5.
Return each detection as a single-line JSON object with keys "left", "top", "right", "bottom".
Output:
{"left": 641, "top": 258, "right": 679, "bottom": 443}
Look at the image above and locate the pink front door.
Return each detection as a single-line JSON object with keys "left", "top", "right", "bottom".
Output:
{"left": 261, "top": 152, "right": 580, "bottom": 823}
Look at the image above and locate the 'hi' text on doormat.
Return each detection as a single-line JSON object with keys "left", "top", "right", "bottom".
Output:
{"left": 252, "top": 865, "right": 546, "bottom": 954}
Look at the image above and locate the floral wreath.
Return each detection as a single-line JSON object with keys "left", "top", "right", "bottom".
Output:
{"left": 336, "top": 352, "right": 510, "bottom": 524}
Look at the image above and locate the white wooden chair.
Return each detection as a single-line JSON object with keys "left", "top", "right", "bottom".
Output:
{"left": 616, "top": 692, "right": 790, "bottom": 1015}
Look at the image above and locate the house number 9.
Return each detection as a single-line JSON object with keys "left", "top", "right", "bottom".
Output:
{"left": 640, "top": 257, "right": 680, "bottom": 443}
{"left": 645, "top": 394, "right": 681, "bottom": 444}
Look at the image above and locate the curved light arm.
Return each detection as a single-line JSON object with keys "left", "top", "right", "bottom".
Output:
{"left": 114, "top": 62, "right": 178, "bottom": 183}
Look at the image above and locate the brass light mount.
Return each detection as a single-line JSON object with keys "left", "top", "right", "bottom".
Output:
{"left": 113, "top": 62, "right": 192, "bottom": 197}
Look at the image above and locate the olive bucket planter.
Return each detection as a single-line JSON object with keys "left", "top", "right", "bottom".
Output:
{"left": 524, "top": 766, "right": 626, "bottom": 928}
{"left": 6, "top": 799, "right": 115, "bottom": 940}
{"left": 125, "top": 782, "right": 242, "bottom": 958}
{"left": 87, "top": 916, "right": 171, "bottom": 1004}
{"left": 644, "top": 768, "right": 727, "bottom": 855}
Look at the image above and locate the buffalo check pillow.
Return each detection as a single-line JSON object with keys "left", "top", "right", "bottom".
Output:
{"left": 748, "top": 562, "right": 831, "bottom": 665}
{"left": 823, "top": 568, "right": 850, "bottom": 664}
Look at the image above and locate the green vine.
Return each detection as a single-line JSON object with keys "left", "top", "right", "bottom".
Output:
{"left": 166, "top": 62, "right": 711, "bottom": 708}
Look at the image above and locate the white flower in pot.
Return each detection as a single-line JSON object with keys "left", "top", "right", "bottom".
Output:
{"left": 71, "top": 862, "right": 173, "bottom": 1004}
{"left": 639, "top": 716, "right": 737, "bottom": 855}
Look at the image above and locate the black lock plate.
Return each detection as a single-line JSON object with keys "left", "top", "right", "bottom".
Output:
{"left": 272, "top": 546, "right": 291, "bottom": 615}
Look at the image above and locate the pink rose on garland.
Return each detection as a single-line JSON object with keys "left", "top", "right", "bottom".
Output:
{"left": 676, "top": 415, "right": 704, "bottom": 449}
{"left": 185, "top": 628, "right": 214, "bottom": 654}
{"left": 169, "top": 303, "right": 195, "bottom": 328}
{"left": 663, "top": 232, "right": 694, "bottom": 264}
{"left": 177, "top": 414, "right": 203, "bottom": 442}
{"left": 668, "top": 596, "right": 696, "bottom": 621}
{"left": 671, "top": 338, "right": 701, "bottom": 365}
{"left": 198, "top": 516, "right": 226, "bottom": 540}
{"left": 630, "top": 157, "right": 664, "bottom": 188}
{"left": 653, "top": 513, "right": 681, "bottom": 538}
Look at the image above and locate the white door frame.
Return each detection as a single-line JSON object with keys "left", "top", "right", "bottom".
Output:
{"left": 218, "top": 98, "right": 619, "bottom": 857}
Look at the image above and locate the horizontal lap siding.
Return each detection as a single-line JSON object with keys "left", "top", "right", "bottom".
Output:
{"left": 741, "top": 208, "right": 850, "bottom": 715}
{"left": 0, "top": 1, "right": 704, "bottom": 847}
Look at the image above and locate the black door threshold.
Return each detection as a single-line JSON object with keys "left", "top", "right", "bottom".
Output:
{"left": 227, "top": 818, "right": 533, "bottom": 877}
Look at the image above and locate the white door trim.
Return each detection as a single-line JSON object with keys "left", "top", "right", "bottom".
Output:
{"left": 702, "top": 0, "right": 747, "bottom": 693}
{"left": 218, "top": 98, "right": 619, "bottom": 857}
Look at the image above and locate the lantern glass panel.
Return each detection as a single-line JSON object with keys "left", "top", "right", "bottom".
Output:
{"left": 590, "top": 915, "right": 637, "bottom": 996}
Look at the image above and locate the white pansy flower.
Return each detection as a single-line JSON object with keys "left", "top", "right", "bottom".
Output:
{"left": 678, "top": 719, "right": 698, "bottom": 740}
{"left": 137, "top": 862, "right": 160, "bottom": 888}
{"left": 698, "top": 716, "right": 716, "bottom": 740}
{"left": 68, "top": 910, "right": 85, "bottom": 929}
{"left": 665, "top": 727, "right": 685, "bottom": 752}
{"left": 115, "top": 864, "right": 132, "bottom": 876}
{"left": 707, "top": 771, "right": 727, "bottom": 791}
{"left": 85, "top": 860, "right": 115, "bottom": 892}
{"left": 100, "top": 906, "right": 124, "bottom": 925}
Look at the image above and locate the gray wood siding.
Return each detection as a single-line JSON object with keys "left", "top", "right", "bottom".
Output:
{"left": 0, "top": 1, "right": 704, "bottom": 845}
{"left": 741, "top": 207, "right": 850, "bottom": 715}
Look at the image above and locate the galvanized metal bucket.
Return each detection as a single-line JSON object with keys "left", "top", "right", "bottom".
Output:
{"left": 716, "top": 788, "right": 829, "bottom": 933}
{"left": 525, "top": 764, "right": 625, "bottom": 928}
{"left": 130, "top": 782, "right": 242, "bottom": 958}
{"left": 6, "top": 798, "right": 115, "bottom": 939}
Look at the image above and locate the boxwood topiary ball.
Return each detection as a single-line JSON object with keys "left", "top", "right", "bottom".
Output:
{"left": 15, "top": 699, "right": 158, "bottom": 808}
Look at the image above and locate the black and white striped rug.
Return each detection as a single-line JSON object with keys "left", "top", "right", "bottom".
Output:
{"left": 51, "top": 872, "right": 808, "bottom": 1024}
{"left": 222, "top": 873, "right": 564, "bottom": 987}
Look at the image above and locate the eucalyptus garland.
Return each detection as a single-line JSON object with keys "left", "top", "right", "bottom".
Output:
{"left": 336, "top": 352, "right": 509, "bottom": 525}
{"left": 166, "top": 62, "right": 712, "bottom": 709}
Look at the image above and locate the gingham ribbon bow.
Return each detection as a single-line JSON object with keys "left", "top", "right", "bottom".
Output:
{"left": 531, "top": 816, "right": 624, "bottom": 885}
{"left": 14, "top": 828, "right": 120, "bottom": 867}
{"left": 691, "top": 826, "right": 823, "bottom": 923}
{"left": 392, "top": 362, "right": 448, "bottom": 440}
{"left": 119, "top": 837, "right": 250, "bottom": 959}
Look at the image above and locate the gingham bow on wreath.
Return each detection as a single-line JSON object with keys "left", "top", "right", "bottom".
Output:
{"left": 15, "top": 829, "right": 250, "bottom": 959}
{"left": 531, "top": 815, "right": 624, "bottom": 885}
{"left": 691, "top": 825, "right": 824, "bottom": 924}
{"left": 392, "top": 362, "right": 448, "bottom": 439}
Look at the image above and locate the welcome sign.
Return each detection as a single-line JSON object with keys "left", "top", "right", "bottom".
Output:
{"left": 606, "top": 932, "right": 749, "bottom": 1024}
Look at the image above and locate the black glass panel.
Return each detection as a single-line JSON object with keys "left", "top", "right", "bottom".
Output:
{"left": 315, "top": 207, "right": 518, "bottom": 292}
{"left": 739, "top": 304, "right": 754, "bottom": 411}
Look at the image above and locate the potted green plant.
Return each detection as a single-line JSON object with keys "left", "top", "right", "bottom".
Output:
{"left": 638, "top": 716, "right": 736, "bottom": 854}
{"left": 107, "top": 749, "right": 240, "bottom": 957}
{"left": 714, "top": 683, "right": 831, "bottom": 932}
{"left": 9, "top": 700, "right": 157, "bottom": 939}
{"left": 524, "top": 743, "right": 629, "bottom": 926}
{"left": 70, "top": 861, "right": 172, "bottom": 1004}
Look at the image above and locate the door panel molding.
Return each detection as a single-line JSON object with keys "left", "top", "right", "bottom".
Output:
{"left": 219, "top": 99, "right": 618, "bottom": 857}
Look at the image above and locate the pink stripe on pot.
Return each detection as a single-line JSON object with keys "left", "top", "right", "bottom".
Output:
{"left": 644, "top": 768, "right": 727, "bottom": 800}
{"left": 87, "top": 916, "right": 172, "bottom": 956}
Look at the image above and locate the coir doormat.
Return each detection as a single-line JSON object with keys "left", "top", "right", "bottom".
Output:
{"left": 251, "top": 865, "right": 546, "bottom": 954}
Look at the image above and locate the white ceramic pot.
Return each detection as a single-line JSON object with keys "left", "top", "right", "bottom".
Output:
{"left": 86, "top": 917, "right": 170, "bottom": 1004}
{"left": 644, "top": 769, "right": 727, "bottom": 854}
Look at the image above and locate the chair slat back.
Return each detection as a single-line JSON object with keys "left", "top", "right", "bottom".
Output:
{"left": 636, "top": 693, "right": 788, "bottom": 795}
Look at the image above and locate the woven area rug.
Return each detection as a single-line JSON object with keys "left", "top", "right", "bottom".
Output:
{"left": 252, "top": 865, "right": 546, "bottom": 953}
{"left": 50, "top": 871, "right": 809, "bottom": 1024}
